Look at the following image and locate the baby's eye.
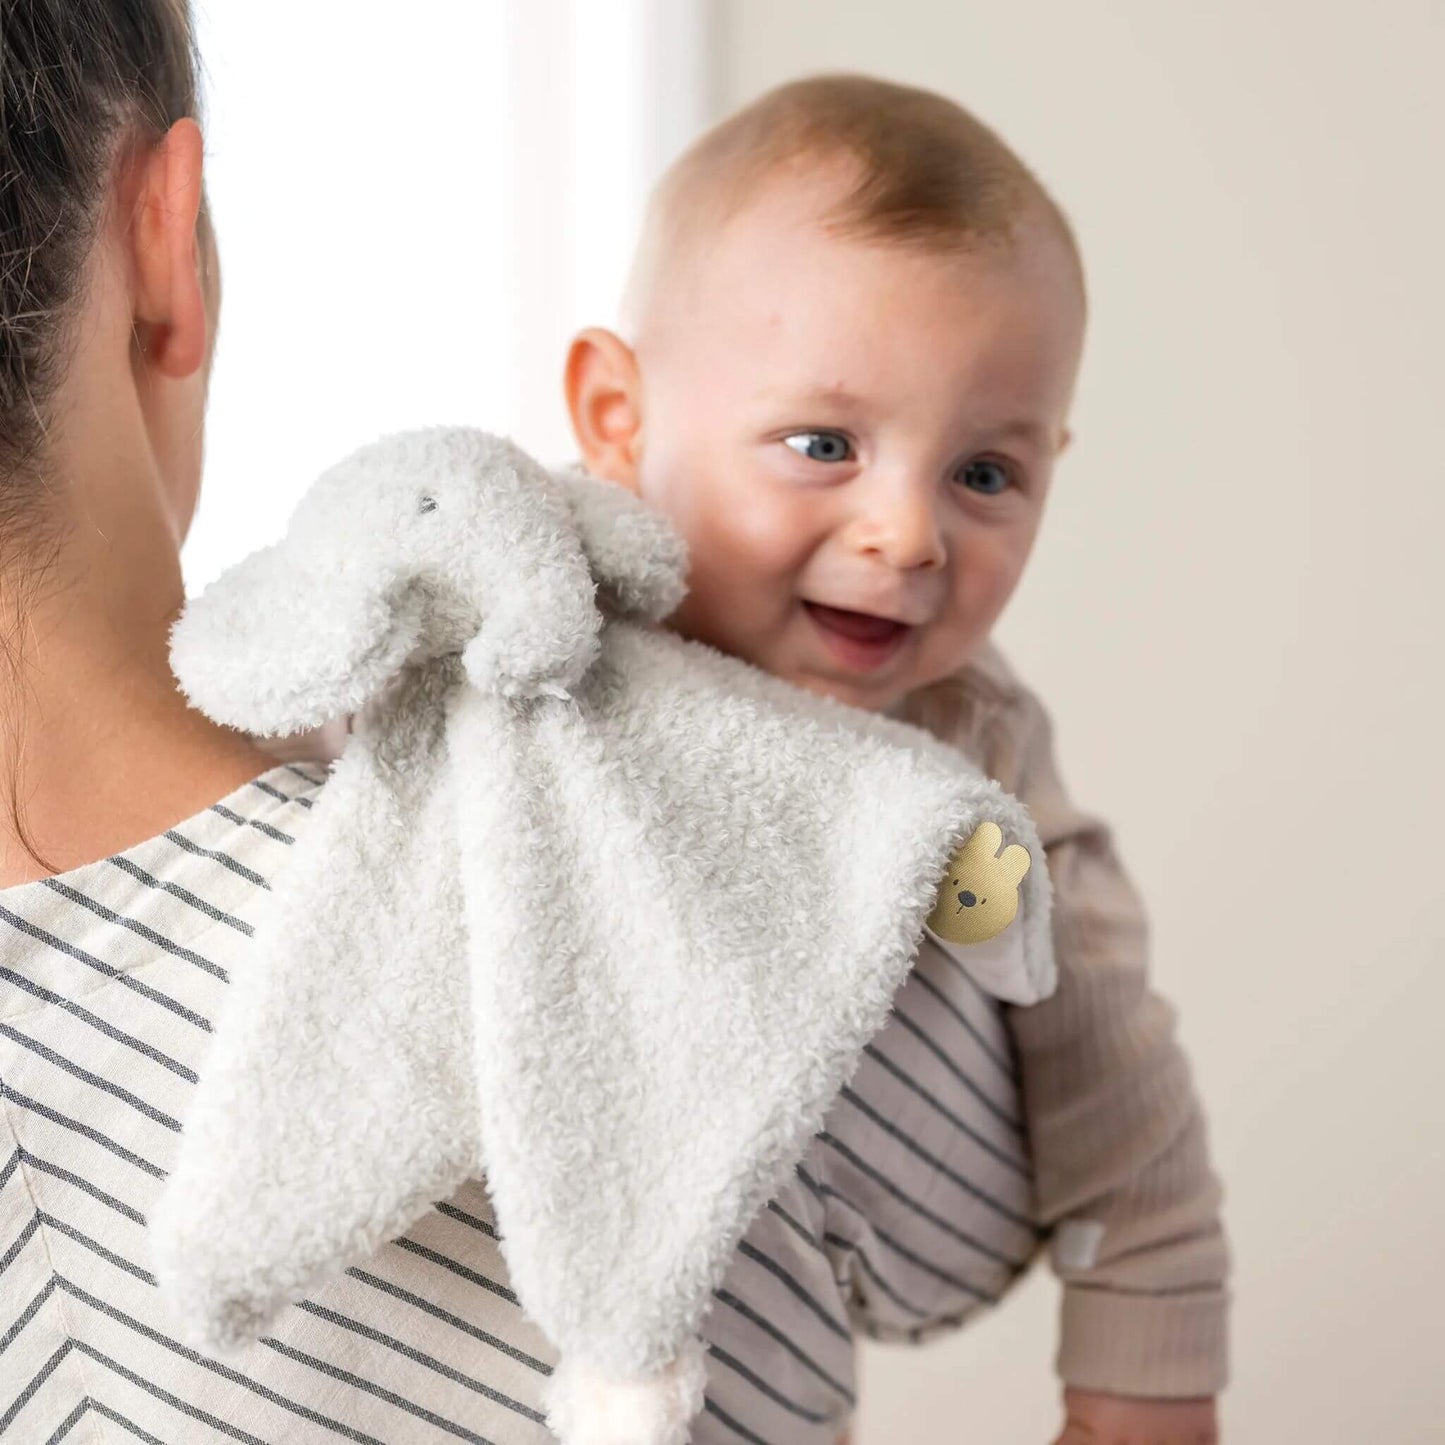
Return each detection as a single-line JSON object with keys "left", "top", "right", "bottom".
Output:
{"left": 954, "top": 458, "right": 1013, "bottom": 495}
{"left": 784, "top": 430, "right": 854, "bottom": 464}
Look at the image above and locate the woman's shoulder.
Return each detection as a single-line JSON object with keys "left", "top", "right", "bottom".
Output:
{"left": 0, "top": 761, "right": 331, "bottom": 1019}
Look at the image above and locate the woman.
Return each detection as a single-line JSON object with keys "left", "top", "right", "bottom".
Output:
{"left": 0, "top": 4, "right": 563, "bottom": 1438}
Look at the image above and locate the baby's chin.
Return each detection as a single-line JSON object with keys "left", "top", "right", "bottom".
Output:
{"left": 761, "top": 643, "right": 923, "bottom": 714}
{"left": 777, "top": 647, "right": 980, "bottom": 718}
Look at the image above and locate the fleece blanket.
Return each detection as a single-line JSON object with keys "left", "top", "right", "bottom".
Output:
{"left": 149, "top": 427, "right": 1055, "bottom": 1444}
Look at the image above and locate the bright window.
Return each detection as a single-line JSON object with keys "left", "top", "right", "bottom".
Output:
{"left": 186, "top": 0, "right": 712, "bottom": 591}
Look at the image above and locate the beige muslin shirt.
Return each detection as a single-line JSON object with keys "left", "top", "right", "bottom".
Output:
{"left": 901, "top": 636, "right": 1232, "bottom": 1396}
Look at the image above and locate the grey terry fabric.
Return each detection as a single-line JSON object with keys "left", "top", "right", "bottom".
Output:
{"left": 147, "top": 428, "right": 1056, "bottom": 1444}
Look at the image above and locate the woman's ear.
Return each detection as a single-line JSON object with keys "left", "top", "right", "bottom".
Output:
{"left": 128, "top": 118, "right": 208, "bottom": 380}
{"left": 564, "top": 327, "right": 644, "bottom": 491}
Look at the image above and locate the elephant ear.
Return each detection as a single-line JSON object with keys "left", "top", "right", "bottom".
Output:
{"left": 171, "top": 544, "right": 423, "bottom": 737}
{"left": 555, "top": 467, "right": 688, "bottom": 622}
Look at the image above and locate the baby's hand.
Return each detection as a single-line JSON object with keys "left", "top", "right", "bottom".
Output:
{"left": 1052, "top": 1388, "right": 1219, "bottom": 1444}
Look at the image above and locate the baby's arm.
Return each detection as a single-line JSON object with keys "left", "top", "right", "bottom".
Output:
{"left": 989, "top": 669, "right": 1230, "bottom": 1427}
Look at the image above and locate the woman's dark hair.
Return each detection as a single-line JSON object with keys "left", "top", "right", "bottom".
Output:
{"left": 1, "top": 0, "right": 204, "bottom": 869}
{"left": 1, "top": 0, "right": 204, "bottom": 487}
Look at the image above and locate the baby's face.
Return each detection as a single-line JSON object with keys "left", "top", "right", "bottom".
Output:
{"left": 623, "top": 172, "right": 1085, "bottom": 712}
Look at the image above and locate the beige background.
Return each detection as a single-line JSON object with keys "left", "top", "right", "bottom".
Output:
{"left": 712, "top": 2, "right": 1445, "bottom": 1442}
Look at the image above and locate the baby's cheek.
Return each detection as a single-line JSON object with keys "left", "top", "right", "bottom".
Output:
{"left": 667, "top": 556, "right": 784, "bottom": 664}
{"left": 928, "top": 551, "right": 1020, "bottom": 654}
{"left": 913, "top": 609, "right": 993, "bottom": 689}
{"left": 715, "top": 485, "right": 821, "bottom": 579}
{"left": 958, "top": 529, "right": 1031, "bottom": 614}
{"left": 648, "top": 462, "right": 794, "bottom": 577}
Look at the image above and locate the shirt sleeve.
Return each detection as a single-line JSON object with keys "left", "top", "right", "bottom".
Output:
{"left": 992, "top": 672, "right": 1232, "bottom": 1398}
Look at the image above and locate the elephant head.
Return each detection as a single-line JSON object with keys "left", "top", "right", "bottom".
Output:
{"left": 170, "top": 428, "right": 689, "bottom": 736}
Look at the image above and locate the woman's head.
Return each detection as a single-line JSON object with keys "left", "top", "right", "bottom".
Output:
{"left": 2, "top": 0, "right": 219, "bottom": 872}
{"left": 1, "top": 0, "right": 213, "bottom": 545}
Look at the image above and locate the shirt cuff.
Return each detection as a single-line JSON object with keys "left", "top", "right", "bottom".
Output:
{"left": 1058, "top": 1285, "right": 1230, "bottom": 1398}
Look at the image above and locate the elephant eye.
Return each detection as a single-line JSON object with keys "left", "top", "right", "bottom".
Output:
{"left": 418, "top": 496, "right": 438, "bottom": 514}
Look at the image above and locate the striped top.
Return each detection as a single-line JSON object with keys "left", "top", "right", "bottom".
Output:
{"left": 0, "top": 760, "right": 1037, "bottom": 1444}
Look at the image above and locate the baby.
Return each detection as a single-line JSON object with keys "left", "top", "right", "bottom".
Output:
{"left": 562, "top": 76, "right": 1229, "bottom": 1443}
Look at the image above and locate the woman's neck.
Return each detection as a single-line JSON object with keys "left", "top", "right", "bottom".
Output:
{"left": 0, "top": 474, "right": 275, "bottom": 888}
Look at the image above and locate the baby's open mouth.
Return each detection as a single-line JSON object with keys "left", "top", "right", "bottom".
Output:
{"left": 802, "top": 601, "right": 912, "bottom": 672}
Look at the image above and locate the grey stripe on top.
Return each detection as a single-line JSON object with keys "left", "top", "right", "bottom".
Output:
{"left": 0, "top": 762, "right": 1038, "bottom": 1443}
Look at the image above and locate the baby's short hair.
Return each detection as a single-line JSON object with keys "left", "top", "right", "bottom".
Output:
{"left": 624, "top": 73, "right": 1084, "bottom": 327}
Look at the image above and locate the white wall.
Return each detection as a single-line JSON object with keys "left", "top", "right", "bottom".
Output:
{"left": 715, "top": 3, "right": 1445, "bottom": 1442}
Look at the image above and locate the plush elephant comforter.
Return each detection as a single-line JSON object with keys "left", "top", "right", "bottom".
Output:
{"left": 149, "top": 428, "right": 1056, "bottom": 1445}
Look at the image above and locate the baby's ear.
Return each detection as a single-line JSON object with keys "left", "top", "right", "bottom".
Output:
{"left": 556, "top": 468, "right": 688, "bottom": 622}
